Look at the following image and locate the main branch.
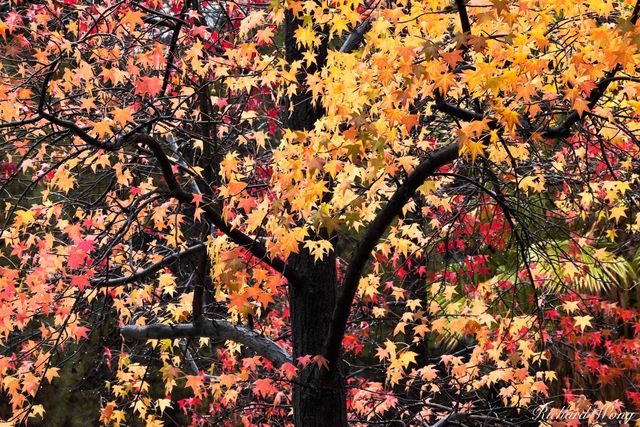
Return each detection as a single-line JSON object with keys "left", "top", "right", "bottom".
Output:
{"left": 322, "top": 142, "right": 459, "bottom": 370}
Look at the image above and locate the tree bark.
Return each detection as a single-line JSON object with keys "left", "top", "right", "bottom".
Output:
{"left": 288, "top": 249, "right": 347, "bottom": 427}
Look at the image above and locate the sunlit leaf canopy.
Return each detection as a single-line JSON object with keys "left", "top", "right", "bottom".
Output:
{"left": 0, "top": 0, "right": 639, "bottom": 425}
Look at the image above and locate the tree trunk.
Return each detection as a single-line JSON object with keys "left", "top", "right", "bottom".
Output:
{"left": 288, "top": 250, "right": 347, "bottom": 427}
{"left": 284, "top": 7, "right": 346, "bottom": 425}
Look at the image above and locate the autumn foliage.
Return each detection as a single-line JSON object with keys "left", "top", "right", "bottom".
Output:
{"left": 1, "top": 0, "right": 640, "bottom": 426}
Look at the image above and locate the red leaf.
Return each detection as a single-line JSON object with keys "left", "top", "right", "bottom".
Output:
{"left": 252, "top": 378, "right": 276, "bottom": 398}
{"left": 135, "top": 76, "right": 163, "bottom": 98}
{"left": 70, "top": 275, "right": 89, "bottom": 290}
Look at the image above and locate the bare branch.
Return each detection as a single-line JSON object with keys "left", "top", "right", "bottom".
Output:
{"left": 339, "top": 18, "right": 372, "bottom": 53}
{"left": 454, "top": 0, "right": 471, "bottom": 35}
{"left": 159, "top": 0, "right": 191, "bottom": 97}
{"left": 434, "top": 97, "right": 484, "bottom": 122}
{"left": 91, "top": 244, "right": 207, "bottom": 287}
{"left": 121, "top": 319, "right": 292, "bottom": 367}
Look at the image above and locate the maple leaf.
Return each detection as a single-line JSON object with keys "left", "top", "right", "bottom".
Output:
{"left": 518, "top": 175, "right": 546, "bottom": 193}
{"left": 71, "top": 275, "right": 90, "bottom": 290}
{"left": 72, "top": 326, "right": 90, "bottom": 340}
{"left": 184, "top": 374, "right": 204, "bottom": 396}
{"left": 15, "top": 209, "right": 35, "bottom": 226}
{"left": 458, "top": 136, "right": 486, "bottom": 163}
{"left": 91, "top": 119, "right": 114, "bottom": 139}
{"left": 440, "top": 50, "right": 464, "bottom": 68}
{"left": 572, "top": 98, "right": 590, "bottom": 117}
{"left": 304, "top": 239, "right": 333, "bottom": 262}
{"left": 29, "top": 404, "right": 45, "bottom": 419}
{"left": 491, "top": 0, "right": 510, "bottom": 14}
{"left": 376, "top": 346, "right": 390, "bottom": 361}
{"left": 100, "top": 67, "right": 126, "bottom": 85}
{"left": 134, "top": 76, "right": 163, "bottom": 98}
{"left": 80, "top": 97, "right": 96, "bottom": 112}
{"left": 0, "top": 20, "right": 8, "bottom": 39}
{"left": 296, "top": 355, "right": 312, "bottom": 367}
{"left": 279, "top": 363, "right": 298, "bottom": 380}
{"left": 239, "top": 11, "right": 265, "bottom": 36}
{"left": 237, "top": 196, "right": 257, "bottom": 213}
{"left": 156, "top": 398, "right": 172, "bottom": 414}
{"left": 229, "top": 292, "right": 251, "bottom": 311}
{"left": 4, "top": 11, "right": 22, "bottom": 33}
{"left": 77, "top": 239, "right": 95, "bottom": 253}
{"left": 401, "top": 114, "right": 420, "bottom": 132}
{"left": 112, "top": 106, "right": 135, "bottom": 126}
{"left": 573, "top": 315, "right": 593, "bottom": 333}
{"left": 67, "top": 246, "right": 87, "bottom": 269}
{"left": 121, "top": 9, "right": 145, "bottom": 30}
{"left": 610, "top": 205, "right": 627, "bottom": 223}
{"left": 294, "top": 26, "right": 316, "bottom": 49}
{"left": 255, "top": 27, "right": 274, "bottom": 45}
{"left": 54, "top": 168, "right": 75, "bottom": 193}
{"left": 330, "top": 18, "right": 349, "bottom": 38}
{"left": 44, "top": 367, "right": 60, "bottom": 384}
{"left": 397, "top": 351, "right": 418, "bottom": 368}
{"left": 192, "top": 193, "right": 203, "bottom": 207}
{"left": 312, "top": 355, "right": 330, "bottom": 370}
{"left": 252, "top": 378, "right": 276, "bottom": 398}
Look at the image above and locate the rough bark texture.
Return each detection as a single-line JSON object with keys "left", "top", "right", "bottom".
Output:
{"left": 288, "top": 249, "right": 347, "bottom": 427}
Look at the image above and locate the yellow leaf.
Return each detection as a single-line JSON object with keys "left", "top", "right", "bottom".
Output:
{"left": 610, "top": 205, "right": 627, "bottom": 223}
{"left": 29, "top": 404, "right": 45, "bottom": 419}
{"left": 54, "top": 168, "right": 76, "bottom": 193}
{"left": 91, "top": 119, "right": 114, "bottom": 139}
{"left": 573, "top": 315, "right": 593, "bottom": 332}
{"left": 461, "top": 139, "right": 486, "bottom": 163}
{"left": 157, "top": 398, "right": 172, "bottom": 414}
{"left": 562, "top": 300, "right": 580, "bottom": 313}
{"left": 303, "top": 239, "right": 333, "bottom": 262}
{"left": 15, "top": 209, "right": 35, "bottom": 226}
{"left": 294, "top": 26, "right": 316, "bottom": 49}
{"left": 397, "top": 351, "right": 418, "bottom": 368}
{"left": 44, "top": 367, "right": 60, "bottom": 383}
{"left": 518, "top": 175, "right": 545, "bottom": 193}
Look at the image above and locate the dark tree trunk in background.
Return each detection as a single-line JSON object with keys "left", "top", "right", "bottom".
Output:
{"left": 284, "top": 10, "right": 327, "bottom": 129}
{"left": 284, "top": 9, "right": 348, "bottom": 426}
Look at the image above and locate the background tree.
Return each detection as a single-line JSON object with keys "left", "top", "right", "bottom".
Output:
{"left": 1, "top": 0, "right": 640, "bottom": 426}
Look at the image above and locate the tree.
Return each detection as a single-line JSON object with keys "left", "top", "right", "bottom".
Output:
{"left": 1, "top": 0, "right": 640, "bottom": 425}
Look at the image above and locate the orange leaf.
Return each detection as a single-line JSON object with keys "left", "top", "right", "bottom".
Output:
{"left": 312, "top": 355, "right": 329, "bottom": 370}
{"left": 440, "top": 50, "right": 464, "bottom": 68}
